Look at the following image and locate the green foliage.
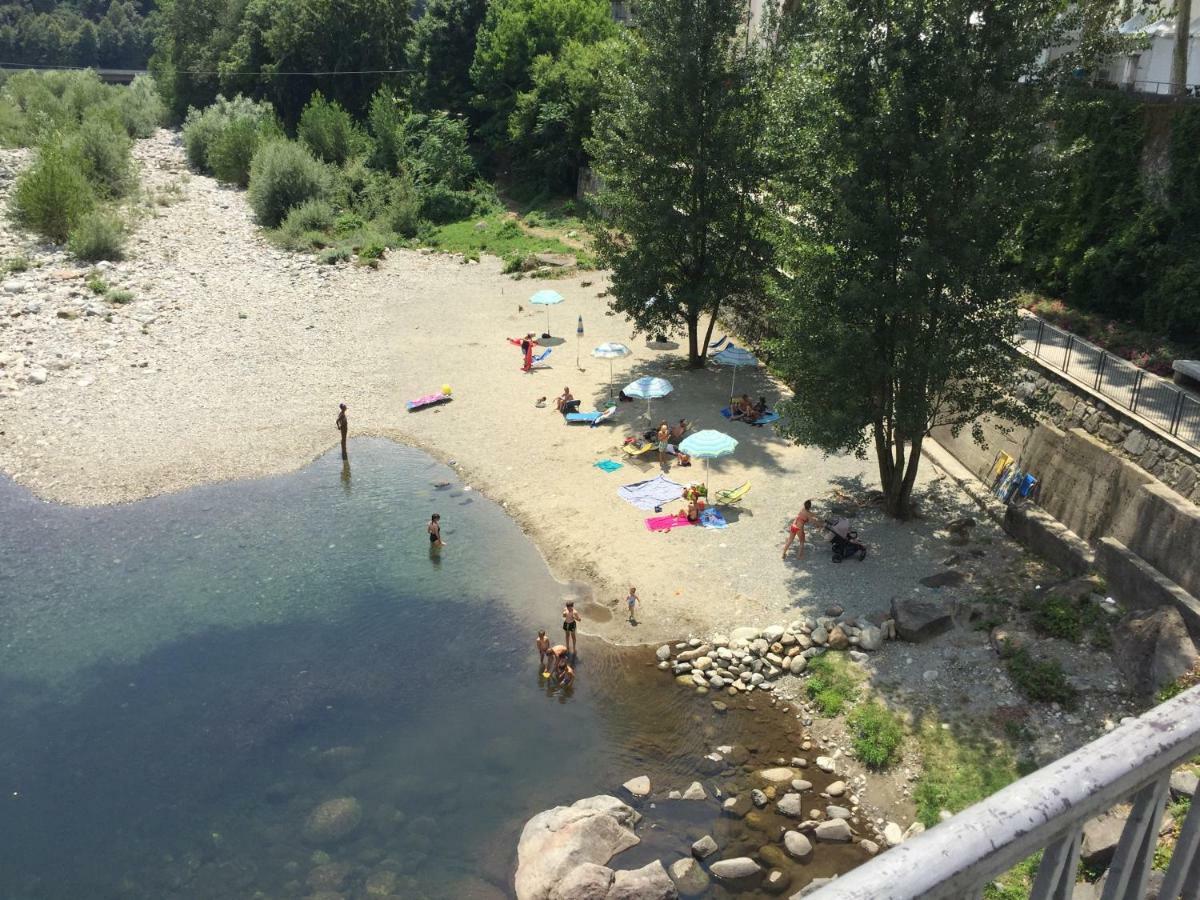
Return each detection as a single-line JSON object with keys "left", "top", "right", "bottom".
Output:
{"left": 397, "top": 109, "right": 475, "bottom": 189}
{"left": 984, "top": 853, "right": 1043, "bottom": 900}
{"left": 297, "top": 92, "right": 365, "bottom": 166}
{"left": 68, "top": 208, "right": 127, "bottom": 261}
{"left": 848, "top": 702, "right": 904, "bottom": 770}
{"left": 11, "top": 137, "right": 95, "bottom": 242}
{"left": 804, "top": 654, "right": 861, "bottom": 716}
{"left": 106, "top": 288, "right": 135, "bottom": 304}
{"left": 471, "top": 0, "right": 617, "bottom": 150}
{"left": 913, "top": 723, "right": 1021, "bottom": 828}
{"left": 508, "top": 37, "right": 620, "bottom": 193}
{"left": 0, "top": 70, "right": 164, "bottom": 149}
{"left": 1004, "top": 646, "right": 1079, "bottom": 708}
{"left": 423, "top": 211, "right": 583, "bottom": 262}
{"left": 409, "top": 0, "right": 488, "bottom": 116}
{"left": 358, "top": 241, "right": 387, "bottom": 261}
{"left": 767, "top": 0, "right": 1057, "bottom": 518}
{"left": 5, "top": 255, "right": 29, "bottom": 274}
{"left": 362, "top": 174, "right": 424, "bottom": 237}
{"left": 1156, "top": 664, "right": 1200, "bottom": 702}
{"left": 117, "top": 75, "right": 166, "bottom": 138}
{"left": 281, "top": 198, "right": 335, "bottom": 234}
{"left": 1030, "top": 595, "right": 1084, "bottom": 642}
{"left": 319, "top": 246, "right": 351, "bottom": 264}
{"left": 588, "top": 0, "right": 777, "bottom": 367}
{"left": 70, "top": 118, "right": 133, "bottom": 198}
{"left": 182, "top": 94, "right": 280, "bottom": 183}
{"left": 246, "top": 138, "right": 328, "bottom": 227}
{"left": 87, "top": 275, "right": 109, "bottom": 295}
{"left": 0, "top": 1, "right": 153, "bottom": 71}
{"left": 420, "top": 182, "right": 479, "bottom": 224}
{"left": 366, "top": 87, "right": 406, "bottom": 172}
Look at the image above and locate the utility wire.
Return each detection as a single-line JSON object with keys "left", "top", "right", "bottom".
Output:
{"left": 0, "top": 61, "right": 417, "bottom": 76}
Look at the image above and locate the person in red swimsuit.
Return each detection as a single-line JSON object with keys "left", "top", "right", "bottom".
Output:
{"left": 783, "top": 499, "right": 815, "bottom": 559}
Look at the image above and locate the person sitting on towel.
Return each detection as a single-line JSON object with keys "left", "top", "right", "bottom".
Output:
{"left": 731, "top": 394, "right": 754, "bottom": 421}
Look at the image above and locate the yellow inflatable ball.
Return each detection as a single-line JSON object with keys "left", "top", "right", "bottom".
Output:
{"left": 441, "top": 384, "right": 452, "bottom": 396}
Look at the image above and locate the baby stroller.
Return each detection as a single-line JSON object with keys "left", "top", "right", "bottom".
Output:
{"left": 825, "top": 518, "right": 867, "bottom": 563}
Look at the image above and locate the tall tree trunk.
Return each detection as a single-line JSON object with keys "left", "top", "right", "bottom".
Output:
{"left": 1174, "top": 0, "right": 1193, "bottom": 94}
{"left": 701, "top": 308, "right": 720, "bottom": 365}
{"left": 686, "top": 310, "right": 701, "bottom": 368}
{"left": 875, "top": 426, "right": 925, "bottom": 519}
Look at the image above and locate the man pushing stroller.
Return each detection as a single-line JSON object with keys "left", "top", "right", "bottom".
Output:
{"left": 825, "top": 517, "right": 867, "bottom": 563}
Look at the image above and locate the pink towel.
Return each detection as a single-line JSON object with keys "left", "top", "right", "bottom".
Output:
{"left": 645, "top": 513, "right": 696, "bottom": 533}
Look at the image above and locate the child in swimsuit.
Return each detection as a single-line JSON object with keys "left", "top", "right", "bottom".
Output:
{"left": 562, "top": 601, "right": 581, "bottom": 655}
{"left": 535, "top": 629, "right": 551, "bottom": 674}
{"left": 626, "top": 587, "right": 639, "bottom": 623}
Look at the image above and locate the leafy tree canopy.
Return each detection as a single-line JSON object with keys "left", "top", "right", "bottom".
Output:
{"left": 408, "top": 0, "right": 487, "bottom": 118}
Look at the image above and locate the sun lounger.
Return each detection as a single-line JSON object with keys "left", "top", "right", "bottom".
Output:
{"left": 713, "top": 482, "right": 751, "bottom": 505}
{"left": 720, "top": 406, "right": 780, "bottom": 426}
{"left": 566, "top": 406, "right": 616, "bottom": 425}
{"left": 622, "top": 441, "right": 657, "bottom": 457}
{"left": 407, "top": 392, "right": 452, "bottom": 411}
{"left": 532, "top": 348, "right": 552, "bottom": 366}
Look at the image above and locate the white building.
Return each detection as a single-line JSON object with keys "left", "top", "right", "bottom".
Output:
{"left": 1106, "top": 11, "right": 1200, "bottom": 93}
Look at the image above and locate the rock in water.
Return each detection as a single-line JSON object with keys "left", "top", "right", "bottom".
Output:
{"left": 515, "top": 796, "right": 641, "bottom": 900}
{"left": 549, "top": 862, "right": 613, "bottom": 900}
{"left": 623, "top": 776, "right": 652, "bottom": 798}
{"left": 668, "top": 857, "right": 710, "bottom": 896}
{"left": 883, "top": 822, "right": 903, "bottom": 847}
{"left": 826, "top": 781, "right": 846, "bottom": 797}
{"left": 723, "top": 794, "right": 753, "bottom": 817}
{"left": 777, "top": 793, "right": 803, "bottom": 818}
{"left": 608, "top": 860, "right": 678, "bottom": 900}
{"left": 656, "top": 645, "right": 672, "bottom": 661}
{"left": 815, "top": 757, "right": 836, "bottom": 774}
{"left": 814, "top": 818, "right": 852, "bottom": 842}
{"left": 757, "top": 767, "right": 796, "bottom": 784}
{"left": 891, "top": 596, "right": 955, "bottom": 642}
{"left": 709, "top": 857, "right": 762, "bottom": 880}
{"left": 783, "top": 830, "right": 813, "bottom": 860}
{"left": 691, "top": 835, "right": 718, "bottom": 859}
{"left": 303, "top": 797, "right": 363, "bottom": 844}
{"left": 681, "top": 781, "right": 706, "bottom": 801}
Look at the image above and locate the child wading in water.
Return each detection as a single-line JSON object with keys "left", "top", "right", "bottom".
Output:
{"left": 626, "top": 587, "right": 640, "bottom": 624}
{"left": 562, "top": 601, "right": 581, "bottom": 655}
{"left": 535, "top": 629, "right": 551, "bottom": 677}
{"left": 428, "top": 513, "right": 445, "bottom": 549}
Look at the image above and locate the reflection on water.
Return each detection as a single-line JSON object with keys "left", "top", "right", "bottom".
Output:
{"left": 0, "top": 439, "right": 864, "bottom": 899}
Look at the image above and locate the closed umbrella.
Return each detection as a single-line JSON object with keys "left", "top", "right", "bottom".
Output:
{"left": 713, "top": 344, "right": 758, "bottom": 406}
{"left": 530, "top": 289, "right": 564, "bottom": 336}
{"left": 623, "top": 375, "right": 673, "bottom": 420}
{"left": 678, "top": 429, "right": 738, "bottom": 488}
{"left": 593, "top": 342, "right": 632, "bottom": 399}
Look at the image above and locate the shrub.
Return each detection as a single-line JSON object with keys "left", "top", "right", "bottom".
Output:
{"left": 6, "top": 255, "right": 29, "bottom": 273}
{"left": 86, "top": 275, "right": 108, "bottom": 294}
{"left": 334, "top": 211, "right": 365, "bottom": 235}
{"left": 319, "top": 246, "right": 350, "bottom": 264}
{"left": 358, "top": 241, "right": 386, "bottom": 262}
{"left": 182, "top": 95, "right": 278, "bottom": 176}
{"left": 848, "top": 702, "right": 904, "bottom": 769}
{"left": 207, "top": 115, "right": 279, "bottom": 188}
{"left": 1004, "top": 647, "right": 1078, "bottom": 708}
{"left": 804, "top": 654, "right": 861, "bottom": 717}
{"left": 367, "top": 86, "right": 404, "bottom": 171}
{"left": 247, "top": 139, "right": 327, "bottom": 227}
{"left": 297, "top": 92, "right": 363, "bottom": 166}
{"left": 420, "top": 183, "right": 478, "bottom": 225}
{"left": 71, "top": 118, "right": 133, "bottom": 198}
{"left": 1030, "top": 595, "right": 1083, "bottom": 642}
{"left": 281, "top": 199, "right": 335, "bottom": 234}
{"left": 117, "top": 75, "right": 165, "bottom": 139}
{"left": 359, "top": 173, "right": 423, "bottom": 237}
{"left": 398, "top": 109, "right": 475, "bottom": 189}
{"left": 11, "top": 138, "right": 94, "bottom": 241}
{"left": 106, "top": 288, "right": 134, "bottom": 304}
{"left": 68, "top": 208, "right": 126, "bottom": 261}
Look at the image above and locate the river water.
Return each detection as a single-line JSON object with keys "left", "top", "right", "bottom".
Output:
{"left": 0, "top": 439, "right": 863, "bottom": 899}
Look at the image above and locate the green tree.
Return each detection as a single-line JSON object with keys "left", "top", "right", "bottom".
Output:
{"left": 768, "top": 0, "right": 1058, "bottom": 518}
{"left": 409, "top": 0, "right": 488, "bottom": 117}
{"left": 508, "top": 36, "right": 622, "bottom": 193}
{"left": 587, "top": 0, "right": 778, "bottom": 367}
{"left": 151, "top": 0, "right": 241, "bottom": 120}
{"left": 297, "top": 91, "right": 362, "bottom": 165}
{"left": 470, "top": 0, "right": 616, "bottom": 151}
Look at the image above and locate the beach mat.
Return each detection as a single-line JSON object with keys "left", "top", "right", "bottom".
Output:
{"left": 408, "top": 393, "right": 452, "bottom": 412}
{"left": 645, "top": 513, "right": 695, "bottom": 532}
{"left": 700, "top": 508, "right": 728, "bottom": 529}
{"left": 594, "top": 459, "right": 623, "bottom": 473}
{"left": 618, "top": 475, "right": 685, "bottom": 510}
{"left": 720, "top": 406, "right": 780, "bottom": 426}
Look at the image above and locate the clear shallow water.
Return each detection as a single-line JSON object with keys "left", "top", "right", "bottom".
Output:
{"left": 0, "top": 439, "right": 863, "bottom": 899}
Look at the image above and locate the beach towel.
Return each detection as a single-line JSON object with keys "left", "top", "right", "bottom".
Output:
{"left": 645, "top": 513, "right": 696, "bottom": 532}
{"left": 594, "top": 459, "right": 623, "bottom": 472}
{"left": 618, "top": 475, "right": 686, "bottom": 510}
{"left": 407, "top": 393, "right": 452, "bottom": 411}
{"left": 720, "top": 406, "right": 779, "bottom": 426}
{"left": 699, "top": 508, "right": 728, "bottom": 529}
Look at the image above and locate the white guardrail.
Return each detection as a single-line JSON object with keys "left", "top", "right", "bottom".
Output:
{"left": 809, "top": 683, "right": 1200, "bottom": 900}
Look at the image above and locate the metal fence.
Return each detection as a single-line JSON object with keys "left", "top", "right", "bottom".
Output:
{"left": 1017, "top": 316, "right": 1200, "bottom": 452}
{"left": 810, "top": 683, "right": 1200, "bottom": 899}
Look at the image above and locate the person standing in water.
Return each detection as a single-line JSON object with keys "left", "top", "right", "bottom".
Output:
{"left": 782, "top": 499, "right": 815, "bottom": 559}
{"left": 336, "top": 403, "right": 349, "bottom": 460}
{"left": 428, "top": 513, "right": 445, "bottom": 549}
{"left": 535, "top": 629, "right": 551, "bottom": 675}
{"left": 562, "top": 601, "right": 581, "bottom": 655}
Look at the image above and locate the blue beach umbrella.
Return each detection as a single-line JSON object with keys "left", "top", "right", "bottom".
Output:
{"left": 593, "top": 342, "right": 632, "bottom": 398}
{"left": 713, "top": 344, "right": 758, "bottom": 406}
{"left": 623, "top": 375, "right": 673, "bottom": 420}
{"left": 678, "top": 429, "right": 739, "bottom": 487}
{"left": 530, "top": 289, "right": 565, "bottom": 335}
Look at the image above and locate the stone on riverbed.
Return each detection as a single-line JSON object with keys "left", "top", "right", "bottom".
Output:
{"left": 608, "top": 860, "right": 678, "bottom": 900}
{"left": 710, "top": 857, "right": 762, "bottom": 881}
{"left": 731, "top": 626, "right": 761, "bottom": 642}
{"left": 891, "top": 596, "right": 954, "bottom": 642}
{"left": 757, "top": 767, "right": 795, "bottom": 784}
{"left": 815, "top": 757, "right": 836, "bottom": 774}
{"left": 723, "top": 794, "right": 753, "bottom": 817}
{"left": 303, "top": 797, "right": 363, "bottom": 844}
{"left": 623, "top": 776, "right": 651, "bottom": 798}
{"left": 656, "top": 645, "right": 672, "bottom": 661}
{"left": 692, "top": 835, "right": 719, "bottom": 859}
{"left": 883, "top": 822, "right": 903, "bottom": 847}
{"left": 777, "top": 793, "right": 803, "bottom": 818}
{"left": 814, "top": 818, "right": 852, "bottom": 842}
{"left": 515, "top": 795, "right": 641, "bottom": 900}
{"left": 668, "top": 857, "right": 710, "bottom": 896}
{"left": 783, "top": 830, "right": 813, "bottom": 860}
{"left": 549, "top": 862, "right": 614, "bottom": 900}
{"left": 681, "top": 781, "right": 706, "bottom": 801}
{"left": 826, "top": 781, "right": 846, "bottom": 797}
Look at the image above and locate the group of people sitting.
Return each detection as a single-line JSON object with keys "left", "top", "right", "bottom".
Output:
{"left": 730, "top": 394, "right": 770, "bottom": 422}
{"left": 535, "top": 629, "right": 576, "bottom": 686}
{"left": 676, "top": 484, "right": 706, "bottom": 523}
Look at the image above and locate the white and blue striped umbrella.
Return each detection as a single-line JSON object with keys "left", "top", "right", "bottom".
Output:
{"left": 713, "top": 344, "right": 758, "bottom": 405}
{"left": 530, "top": 289, "right": 565, "bottom": 334}
{"left": 593, "top": 342, "right": 633, "bottom": 398}
{"left": 623, "top": 375, "right": 673, "bottom": 419}
{"left": 679, "top": 429, "right": 738, "bottom": 487}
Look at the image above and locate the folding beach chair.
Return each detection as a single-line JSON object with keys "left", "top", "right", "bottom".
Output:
{"left": 565, "top": 407, "right": 617, "bottom": 427}
{"left": 713, "top": 481, "right": 751, "bottom": 505}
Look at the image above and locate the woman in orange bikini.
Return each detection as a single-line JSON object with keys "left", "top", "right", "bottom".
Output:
{"left": 783, "top": 499, "right": 814, "bottom": 559}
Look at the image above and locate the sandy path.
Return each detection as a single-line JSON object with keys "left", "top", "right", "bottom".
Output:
{"left": 0, "top": 131, "right": 999, "bottom": 644}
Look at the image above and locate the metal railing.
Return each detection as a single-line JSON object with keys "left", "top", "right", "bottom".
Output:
{"left": 810, "top": 683, "right": 1200, "bottom": 899}
{"left": 1018, "top": 315, "right": 1200, "bottom": 452}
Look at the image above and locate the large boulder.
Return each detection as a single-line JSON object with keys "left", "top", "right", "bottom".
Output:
{"left": 1113, "top": 607, "right": 1199, "bottom": 697}
{"left": 814, "top": 818, "right": 852, "bottom": 842}
{"left": 608, "top": 861, "right": 678, "bottom": 900}
{"left": 515, "top": 796, "right": 642, "bottom": 900}
{"left": 891, "top": 596, "right": 954, "bottom": 643}
{"left": 550, "top": 863, "right": 614, "bottom": 900}
{"left": 303, "top": 797, "right": 363, "bottom": 844}
{"left": 1081, "top": 809, "right": 1128, "bottom": 867}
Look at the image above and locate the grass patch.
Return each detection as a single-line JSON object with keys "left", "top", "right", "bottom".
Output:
{"left": 87, "top": 275, "right": 108, "bottom": 295}
{"left": 105, "top": 289, "right": 133, "bottom": 304}
{"left": 424, "top": 213, "right": 592, "bottom": 269}
{"left": 5, "top": 255, "right": 29, "bottom": 273}
{"left": 848, "top": 701, "right": 904, "bottom": 769}
{"left": 804, "top": 653, "right": 861, "bottom": 717}
{"left": 1157, "top": 662, "right": 1200, "bottom": 703}
{"left": 913, "top": 722, "right": 1021, "bottom": 828}
{"left": 1026, "top": 593, "right": 1110, "bottom": 646}
{"left": 319, "top": 247, "right": 350, "bottom": 265}
{"left": 1003, "top": 646, "right": 1078, "bottom": 708}
{"left": 984, "top": 852, "right": 1042, "bottom": 900}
